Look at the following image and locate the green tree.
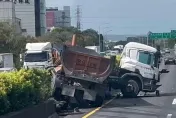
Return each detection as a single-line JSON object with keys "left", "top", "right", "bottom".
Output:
{"left": 0, "top": 22, "right": 31, "bottom": 68}
{"left": 36, "top": 27, "right": 99, "bottom": 47}
{"left": 81, "top": 29, "right": 99, "bottom": 46}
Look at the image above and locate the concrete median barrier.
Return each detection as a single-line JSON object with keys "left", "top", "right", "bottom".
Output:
{"left": 0, "top": 100, "right": 59, "bottom": 118}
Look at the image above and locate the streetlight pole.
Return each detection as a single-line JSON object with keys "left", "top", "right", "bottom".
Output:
{"left": 104, "top": 30, "right": 112, "bottom": 40}
{"left": 98, "top": 23, "right": 110, "bottom": 47}
{"left": 99, "top": 26, "right": 101, "bottom": 47}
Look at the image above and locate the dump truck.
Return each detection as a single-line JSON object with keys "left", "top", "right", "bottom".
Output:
{"left": 50, "top": 44, "right": 113, "bottom": 107}
{"left": 48, "top": 35, "right": 169, "bottom": 108}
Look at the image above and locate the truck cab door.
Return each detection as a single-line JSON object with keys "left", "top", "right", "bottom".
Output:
{"left": 137, "top": 51, "right": 154, "bottom": 79}
{"left": 153, "top": 66, "right": 159, "bottom": 82}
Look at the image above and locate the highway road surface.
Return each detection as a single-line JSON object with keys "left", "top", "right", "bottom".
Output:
{"left": 59, "top": 56, "right": 176, "bottom": 118}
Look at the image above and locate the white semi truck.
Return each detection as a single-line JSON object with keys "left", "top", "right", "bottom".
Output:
{"left": 23, "top": 42, "right": 53, "bottom": 69}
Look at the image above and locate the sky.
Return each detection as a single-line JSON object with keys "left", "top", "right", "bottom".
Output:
{"left": 46, "top": 0, "right": 176, "bottom": 35}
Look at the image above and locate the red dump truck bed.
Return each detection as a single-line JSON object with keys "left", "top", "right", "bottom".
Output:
{"left": 61, "top": 45, "right": 113, "bottom": 83}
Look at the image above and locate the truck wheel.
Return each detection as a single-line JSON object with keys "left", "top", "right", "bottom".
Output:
{"left": 156, "top": 90, "right": 160, "bottom": 96}
{"left": 75, "top": 90, "right": 89, "bottom": 108}
{"left": 53, "top": 87, "right": 62, "bottom": 101}
{"left": 121, "top": 79, "right": 140, "bottom": 98}
{"left": 90, "top": 95, "right": 104, "bottom": 107}
{"left": 94, "top": 95, "right": 104, "bottom": 107}
{"left": 157, "top": 75, "right": 160, "bottom": 82}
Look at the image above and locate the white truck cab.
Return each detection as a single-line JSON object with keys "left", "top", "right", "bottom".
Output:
{"left": 120, "top": 42, "right": 158, "bottom": 80}
{"left": 109, "top": 42, "right": 168, "bottom": 97}
{"left": 23, "top": 42, "right": 53, "bottom": 69}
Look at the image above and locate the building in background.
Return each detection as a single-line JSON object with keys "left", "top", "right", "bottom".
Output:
{"left": 15, "top": 0, "right": 35, "bottom": 36}
{"left": 46, "top": 6, "right": 71, "bottom": 31}
{"left": 0, "top": 0, "right": 22, "bottom": 34}
{"left": 35, "top": 0, "right": 46, "bottom": 36}
{"left": 40, "top": 0, "right": 46, "bottom": 36}
{"left": 15, "top": 0, "right": 46, "bottom": 37}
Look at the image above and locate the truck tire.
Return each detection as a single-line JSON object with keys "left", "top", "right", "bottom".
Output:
{"left": 164, "top": 62, "right": 167, "bottom": 65}
{"left": 121, "top": 79, "right": 140, "bottom": 98}
{"left": 89, "top": 94, "right": 104, "bottom": 107}
{"left": 53, "top": 87, "right": 62, "bottom": 101}
{"left": 93, "top": 95, "right": 104, "bottom": 107}
{"left": 74, "top": 90, "right": 89, "bottom": 108}
{"left": 157, "top": 75, "right": 160, "bottom": 82}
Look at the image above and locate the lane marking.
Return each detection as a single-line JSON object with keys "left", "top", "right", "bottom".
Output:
{"left": 172, "top": 98, "right": 176, "bottom": 104}
{"left": 167, "top": 114, "right": 172, "bottom": 118}
{"left": 82, "top": 97, "right": 115, "bottom": 118}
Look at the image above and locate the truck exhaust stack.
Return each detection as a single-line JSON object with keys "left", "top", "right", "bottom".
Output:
{"left": 71, "top": 34, "right": 76, "bottom": 46}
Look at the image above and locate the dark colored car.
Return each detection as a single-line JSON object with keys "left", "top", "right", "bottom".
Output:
{"left": 164, "top": 56, "right": 176, "bottom": 65}
{"left": 164, "top": 48, "right": 170, "bottom": 53}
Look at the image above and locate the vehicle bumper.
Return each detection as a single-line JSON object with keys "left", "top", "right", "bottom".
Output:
{"left": 142, "top": 79, "right": 161, "bottom": 92}
{"left": 53, "top": 76, "right": 98, "bottom": 101}
{"left": 61, "top": 85, "right": 97, "bottom": 101}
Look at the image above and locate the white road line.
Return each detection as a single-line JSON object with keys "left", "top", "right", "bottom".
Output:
{"left": 167, "top": 114, "right": 172, "bottom": 118}
{"left": 172, "top": 98, "right": 176, "bottom": 104}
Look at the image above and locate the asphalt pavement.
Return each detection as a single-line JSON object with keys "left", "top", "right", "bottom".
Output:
{"left": 59, "top": 55, "right": 176, "bottom": 118}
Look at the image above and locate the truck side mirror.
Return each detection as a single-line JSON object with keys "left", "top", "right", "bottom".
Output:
{"left": 160, "top": 69, "right": 169, "bottom": 74}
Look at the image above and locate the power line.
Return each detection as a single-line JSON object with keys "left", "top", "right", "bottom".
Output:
{"left": 70, "top": 16, "right": 176, "bottom": 19}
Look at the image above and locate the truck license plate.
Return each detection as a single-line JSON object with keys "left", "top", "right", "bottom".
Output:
{"left": 61, "top": 86, "right": 75, "bottom": 97}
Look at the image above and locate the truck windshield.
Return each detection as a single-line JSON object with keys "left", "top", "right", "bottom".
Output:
{"left": 138, "top": 51, "right": 155, "bottom": 66}
{"left": 24, "top": 52, "right": 48, "bottom": 62}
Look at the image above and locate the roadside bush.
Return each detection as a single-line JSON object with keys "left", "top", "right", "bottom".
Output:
{"left": 0, "top": 69, "right": 52, "bottom": 115}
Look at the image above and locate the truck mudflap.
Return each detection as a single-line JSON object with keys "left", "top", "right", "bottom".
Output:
{"left": 61, "top": 86, "right": 76, "bottom": 97}
{"left": 61, "top": 85, "right": 97, "bottom": 101}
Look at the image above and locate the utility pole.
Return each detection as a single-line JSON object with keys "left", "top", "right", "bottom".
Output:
{"left": 99, "top": 26, "right": 100, "bottom": 47}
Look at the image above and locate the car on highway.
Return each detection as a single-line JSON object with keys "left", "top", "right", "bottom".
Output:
{"left": 160, "top": 50, "right": 165, "bottom": 56}
{"left": 164, "top": 48, "right": 170, "bottom": 53}
{"left": 164, "top": 55, "right": 176, "bottom": 65}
